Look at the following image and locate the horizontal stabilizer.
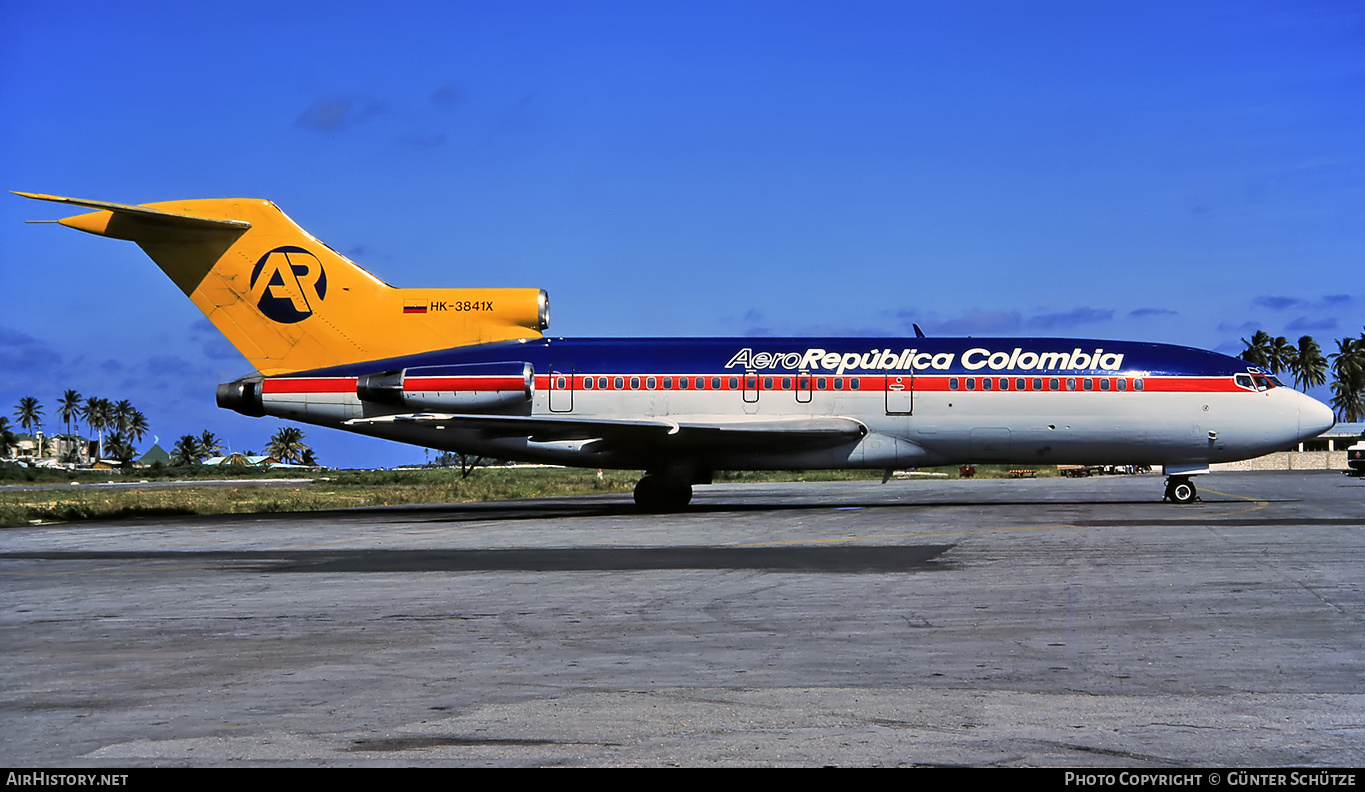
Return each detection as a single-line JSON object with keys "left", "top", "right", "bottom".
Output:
{"left": 14, "top": 192, "right": 252, "bottom": 234}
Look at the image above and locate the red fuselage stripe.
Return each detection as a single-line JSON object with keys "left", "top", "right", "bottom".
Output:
{"left": 263, "top": 378, "right": 358, "bottom": 394}
{"left": 404, "top": 377, "right": 527, "bottom": 392}
{"left": 534, "top": 374, "right": 1246, "bottom": 394}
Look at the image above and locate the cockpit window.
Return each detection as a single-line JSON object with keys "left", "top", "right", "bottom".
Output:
{"left": 1239, "top": 373, "right": 1279, "bottom": 391}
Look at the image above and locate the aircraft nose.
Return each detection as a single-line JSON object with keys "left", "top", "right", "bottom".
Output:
{"left": 1299, "top": 394, "right": 1336, "bottom": 438}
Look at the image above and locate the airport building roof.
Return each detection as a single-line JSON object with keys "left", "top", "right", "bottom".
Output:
{"left": 1323, "top": 422, "right": 1365, "bottom": 439}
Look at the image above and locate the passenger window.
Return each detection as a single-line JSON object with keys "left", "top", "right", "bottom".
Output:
{"left": 729, "top": 377, "right": 738, "bottom": 390}
{"left": 614, "top": 377, "right": 624, "bottom": 389}
{"left": 764, "top": 377, "right": 774, "bottom": 389}
{"left": 663, "top": 377, "right": 672, "bottom": 389}
{"left": 950, "top": 378, "right": 959, "bottom": 391}
{"left": 818, "top": 378, "right": 827, "bottom": 390}
{"left": 1100, "top": 378, "right": 1110, "bottom": 391}
{"left": 583, "top": 378, "right": 593, "bottom": 390}
{"left": 630, "top": 377, "right": 640, "bottom": 389}
{"left": 782, "top": 377, "right": 792, "bottom": 389}
{"left": 1083, "top": 379, "right": 1093, "bottom": 391}
{"left": 834, "top": 378, "right": 843, "bottom": 390}
{"left": 850, "top": 378, "right": 860, "bottom": 390}
{"left": 1050, "top": 378, "right": 1060, "bottom": 391}
{"left": 1117, "top": 379, "right": 1127, "bottom": 391}
{"left": 982, "top": 378, "right": 993, "bottom": 391}
{"left": 966, "top": 378, "right": 976, "bottom": 391}
{"left": 1033, "top": 378, "right": 1042, "bottom": 391}
{"left": 646, "top": 377, "right": 657, "bottom": 389}
{"left": 1134, "top": 379, "right": 1144, "bottom": 391}
{"left": 711, "top": 378, "right": 720, "bottom": 389}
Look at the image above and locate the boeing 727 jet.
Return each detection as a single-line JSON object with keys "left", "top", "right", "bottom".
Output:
{"left": 18, "top": 192, "right": 1336, "bottom": 510}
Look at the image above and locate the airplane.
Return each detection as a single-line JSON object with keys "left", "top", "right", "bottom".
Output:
{"left": 17, "top": 191, "right": 1337, "bottom": 510}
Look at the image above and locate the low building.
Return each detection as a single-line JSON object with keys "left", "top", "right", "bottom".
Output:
{"left": 11, "top": 432, "right": 43, "bottom": 460}
{"left": 202, "top": 453, "right": 280, "bottom": 467}
{"left": 1212, "top": 422, "right": 1364, "bottom": 472}
{"left": 138, "top": 443, "right": 171, "bottom": 467}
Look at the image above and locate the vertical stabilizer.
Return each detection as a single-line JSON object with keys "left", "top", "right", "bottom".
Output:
{"left": 17, "top": 193, "right": 549, "bottom": 375}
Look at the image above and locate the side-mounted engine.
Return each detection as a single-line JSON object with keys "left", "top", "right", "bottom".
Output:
{"left": 356, "top": 361, "right": 534, "bottom": 411}
{"left": 217, "top": 361, "right": 535, "bottom": 417}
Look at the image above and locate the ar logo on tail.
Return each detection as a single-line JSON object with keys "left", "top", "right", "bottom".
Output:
{"left": 249, "top": 246, "right": 328, "bottom": 324}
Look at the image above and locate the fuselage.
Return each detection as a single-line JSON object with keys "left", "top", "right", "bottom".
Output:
{"left": 221, "top": 335, "right": 1336, "bottom": 473}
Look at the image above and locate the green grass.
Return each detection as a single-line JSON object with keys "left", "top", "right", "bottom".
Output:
{"left": 0, "top": 463, "right": 1060, "bottom": 526}
{"left": 0, "top": 466, "right": 631, "bottom": 526}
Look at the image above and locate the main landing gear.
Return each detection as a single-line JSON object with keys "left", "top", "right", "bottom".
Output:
{"left": 633, "top": 474, "right": 693, "bottom": 512}
{"left": 1163, "top": 476, "right": 1199, "bottom": 504}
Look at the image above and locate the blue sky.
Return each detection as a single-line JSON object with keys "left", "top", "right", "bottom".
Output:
{"left": 2, "top": 1, "right": 1362, "bottom": 467}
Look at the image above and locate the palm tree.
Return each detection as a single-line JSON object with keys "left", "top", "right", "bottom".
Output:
{"left": 198, "top": 430, "right": 225, "bottom": 459}
{"left": 80, "top": 397, "right": 96, "bottom": 441}
{"left": 266, "top": 426, "right": 310, "bottom": 464}
{"left": 1268, "top": 335, "right": 1296, "bottom": 376}
{"left": 0, "top": 417, "right": 16, "bottom": 459}
{"left": 93, "top": 406, "right": 151, "bottom": 464}
{"left": 128, "top": 411, "right": 150, "bottom": 446}
{"left": 83, "top": 397, "right": 112, "bottom": 458}
{"left": 1238, "top": 330, "right": 1273, "bottom": 369}
{"left": 57, "top": 389, "right": 83, "bottom": 459}
{"left": 103, "top": 432, "right": 136, "bottom": 469}
{"left": 1329, "top": 334, "right": 1365, "bottom": 423}
{"left": 14, "top": 397, "right": 43, "bottom": 455}
{"left": 1330, "top": 378, "right": 1364, "bottom": 424}
{"left": 113, "top": 400, "right": 135, "bottom": 436}
{"left": 1290, "top": 336, "right": 1328, "bottom": 393}
{"left": 171, "top": 435, "right": 202, "bottom": 466}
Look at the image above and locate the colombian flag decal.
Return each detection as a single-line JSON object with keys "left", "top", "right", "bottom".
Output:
{"left": 403, "top": 303, "right": 427, "bottom": 314}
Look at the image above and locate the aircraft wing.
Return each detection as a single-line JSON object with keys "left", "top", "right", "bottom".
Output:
{"left": 346, "top": 413, "right": 867, "bottom": 453}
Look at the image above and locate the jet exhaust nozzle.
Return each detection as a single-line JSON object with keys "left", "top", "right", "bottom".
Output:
{"left": 217, "top": 379, "right": 265, "bottom": 417}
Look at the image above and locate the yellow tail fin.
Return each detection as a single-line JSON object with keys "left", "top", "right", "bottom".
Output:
{"left": 17, "top": 193, "right": 548, "bottom": 375}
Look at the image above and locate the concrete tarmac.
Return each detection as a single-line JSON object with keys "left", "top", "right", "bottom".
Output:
{"left": 2, "top": 471, "right": 1362, "bottom": 767}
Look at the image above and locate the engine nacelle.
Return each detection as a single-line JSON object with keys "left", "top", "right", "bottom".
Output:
{"left": 357, "top": 361, "right": 534, "bottom": 412}
{"left": 216, "top": 378, "right": 265, "bottom": 417}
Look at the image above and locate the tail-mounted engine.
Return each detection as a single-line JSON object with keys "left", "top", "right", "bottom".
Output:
{"left": 217, "top": 361, "right": 535, "bottom": 418}
{"left": 357, "top": 361, "right": 534, "bottom": 412}
{"left": 216, "top": 377, "right": 265, "bottom": 417}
